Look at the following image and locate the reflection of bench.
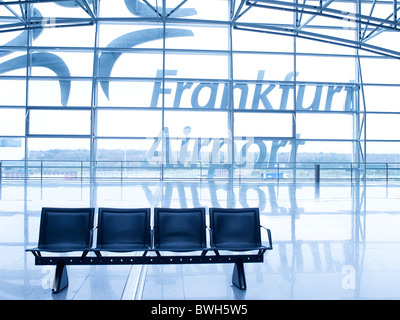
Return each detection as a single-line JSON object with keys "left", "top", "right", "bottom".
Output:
{"left": 26, "top": 207, "right": 273, "bottom": 293}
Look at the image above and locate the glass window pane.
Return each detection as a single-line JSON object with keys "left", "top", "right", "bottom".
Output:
{"left": 99, "top": 0, "right": 141, "bottom": 17}
{"left": 184, "top": 0, "right": 229, "bottom": 21}
{"left": 0, "top": 138, "right": 24, "bottom": 160}
{"left": 165, "top": 54, "right": 228, "bottom": 79}
{"left": 28, "top": 80, "right": 92, "bottom": 107}
{"left": 0, "top": 30, "right": 27, "bottom": 47}
{"left": 233, "top": 29, "right": 293, "bottom": 52}
{"left": 367, "top": 114, "right": 400, "bottom": 140}
{"left": 363, "top": 86, "right": 400, "bottom": 112}
{"left": 164, "top": 110, "right": 228, "bottom": 138}
{"left": 361, "top": 58, "right": 400, "bottom": 84}
{"left": 297, "top": 141, "right": 353, "bottom": 162}
{"left": 99, "top": 24, "right": 163, "bottom": 48}
{"left": 296, "top": 56, "right": 356, "bottom": 83}
{"left": 0, "top": 52, "right": 27, "bottom": 76}
{"left": 0, "top": 109, "right": 25, "bottom": 136}
{"left": 27, "top": 138, "right": 90, "bottom": 160}
{"left": 33, "top": 1, "right": 92, "bottom": 18}
{"left": 367, "top": 142, "right": 400, "bottom": 162}
{"left": 97, "top": 80, "right": 156, "bottom": 107}
{"left": 29, "top": 110, "right": 91, "bottom": 135}
{"left": 166, "top": 26, "right": 228, "bottom": 50}
{"left": 98, "top": 52, "right": 162, "bottom": 78}
{"left": 97, "top": 139, "right": 156, "bottom": 162}
{"left": 0, "top": 80, "right": 26, "bottom": 106}
{"left": 296, "top": 113, "right": 354, "bottom": 140}
{"left": 30, "top": 51, "right": 94, "bottom": 77}
{"left": 97, "top": 110, "right": 162, "bottom": 137}
{"left": 233, "top": 53, "right": 294, "bottom": 81}
{"left": 234, "top": 112, "right": 293, "bottom": 138}
{"left": 32, "top": 25, "right": 95, "bottom": 47}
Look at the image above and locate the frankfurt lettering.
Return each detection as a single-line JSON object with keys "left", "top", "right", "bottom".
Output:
{"left": 151, "top": 69, "right": 356, "bottom": 111}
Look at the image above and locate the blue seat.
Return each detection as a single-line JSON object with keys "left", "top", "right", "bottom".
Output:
{"left": 26, "top": 207, "right": 95, "bottom": 293}
{"left": 35, "top": 207, "right": 95, "bottom": 252}
{"left": 209, "top": 207, "right": 268, "bottom": 251}
{"left": 153, "top": 207, "right": 207, "bottom": 252}
{"left": 209, "top": 207, "right": 272, "bottom": 290}
{"left": 95, "top": 208, "right": 151, "bottom": 252}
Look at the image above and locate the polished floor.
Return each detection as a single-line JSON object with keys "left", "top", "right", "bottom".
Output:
{"left": 1, "top": 178, "right": 400, "bottom": 300}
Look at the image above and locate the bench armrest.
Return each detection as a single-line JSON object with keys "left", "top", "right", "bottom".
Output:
{"left": 260, "top": 225, "right": 273, "bottom": 250}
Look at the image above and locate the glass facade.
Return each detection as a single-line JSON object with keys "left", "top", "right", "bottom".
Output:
{"left": 0, "top": 0, "right": 399, "bottom": 180}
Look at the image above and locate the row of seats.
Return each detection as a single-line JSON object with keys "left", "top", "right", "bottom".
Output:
{"left": 34, "top": 207, "right": 272, "bottom": 255}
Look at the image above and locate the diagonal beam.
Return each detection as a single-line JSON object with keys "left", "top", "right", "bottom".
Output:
{"left": 0, "top": 17, "right": 94, "bottom": 34}
{"left": 360, "top": 0, "right": 377, "bottom": 41}
{"left": 363, "top": 6, "right": 400, "bottom": 42}
{"left": 0, "top": 0, "right": 25, "bottom": 23}
{"left": 246, "top": 0, "right": 400, "bottom": 30}
{"left": 232, "top": 0, "right": 255, "bottom": 23}
{"left": 232, "top": 0, "right": 246, "bottom": 22}
{"left": 296, "top": 0, "right": 307, "bottom": 28}
{"left": 74, "top": 0, "right": 96, "bottom": 23}
{"left": 142, "top": 0, "right": 162, "bottom": 17}
{"left": 0, "top": 0, "right": 81, "bottom": 5}
{"left": 234, "top": 23, "right": 400, "bottom": 59}
{"left": 298, "top": 0, "right": 334, "bottom": 31}
{"left": 231, "top": 0, "right": 236, "bottom": 20}
{"left": 166, "top": 0, "right": 187, "bottom": 17}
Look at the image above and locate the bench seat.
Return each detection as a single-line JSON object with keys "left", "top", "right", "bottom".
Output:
{"left": 27, "top": 207, "right": 273, "bottom": 293}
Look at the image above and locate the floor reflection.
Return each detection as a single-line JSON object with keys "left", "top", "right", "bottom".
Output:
{"left": 1, "top": 179, "right": 400, "bottom": 300}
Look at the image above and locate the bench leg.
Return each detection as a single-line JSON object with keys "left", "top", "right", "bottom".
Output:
{"left": 232, "top": 260, "right": 246, "bottom": 290}
{"left": 52, "top": 260, "right": 68, "bottom": 293}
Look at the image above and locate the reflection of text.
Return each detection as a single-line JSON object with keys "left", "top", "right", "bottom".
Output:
{"left": 146, "top": 131, "right": 301, "bottom": 177}
{"left": 141, "top": 182, "right": 302, "bottom": 213}
{"left": 342, "top": 265, "right": 356, "bottom": 290}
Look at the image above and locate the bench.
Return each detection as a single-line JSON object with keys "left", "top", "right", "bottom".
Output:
{"left": 26, "top": 207, "right": 273, "bottom": 294}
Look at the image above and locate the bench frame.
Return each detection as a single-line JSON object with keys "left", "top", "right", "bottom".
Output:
{"left": 29, "top": 248, "right": 270, "bottom": 293}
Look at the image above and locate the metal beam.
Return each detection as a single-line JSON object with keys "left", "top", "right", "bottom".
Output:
{"left": 0, "top": 18, "right": 94, "bottom": 34}
{"left": 0, "top": 0, "right": 78, "bottom": 5}
{"left": 362, "top": 6, "right": 400, "bottom": 41}
{"left": 245, "top": 0, "right": 400, "bottom": 30}
{"left": 232, "top": 0, "right": 247, "bottom": 22}
{"left": 166, "top": 0, "right": 188, "bottom": 17}
{"left": 0, "top": 0, "right": 25, "bottom": 23}
{"left": 234, "top": 23, "right": 400, "bottom": 58}
{"left": 75, "top": 0, "right": 97, "bottom": 23}
{"left": 298, "top": 0, "right": 335, "bottom": 31}
{"left": 360, "top": 0, "right": 378, "bottom": 40}
{"left": 142, "top": 0, "right": 162, "bottom": 17}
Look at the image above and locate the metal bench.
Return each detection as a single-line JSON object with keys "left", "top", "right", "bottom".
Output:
{"left": 26, "top": 207, "right": 273, "bottom": 293}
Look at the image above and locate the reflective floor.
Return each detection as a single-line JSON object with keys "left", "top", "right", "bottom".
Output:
{"left": 1, "top": 178, "right": 400, "bottom": 300}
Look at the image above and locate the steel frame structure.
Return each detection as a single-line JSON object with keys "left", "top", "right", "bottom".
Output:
{"left": 0, "top": 0, "right": 399, "bottom": 185}
{"left": 0, "top": 0, "right": 95, "bottom": 33}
